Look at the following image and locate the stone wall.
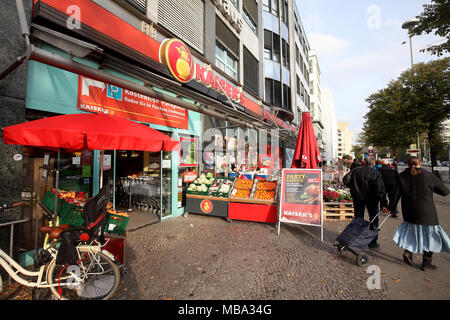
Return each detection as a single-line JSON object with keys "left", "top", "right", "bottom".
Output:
{"left": 0, "top": 0, "right": 32, "bottom": 256}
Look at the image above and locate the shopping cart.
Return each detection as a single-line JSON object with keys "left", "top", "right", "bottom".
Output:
{"left": 334, "top": 212, "right": 392, "bottom": 266}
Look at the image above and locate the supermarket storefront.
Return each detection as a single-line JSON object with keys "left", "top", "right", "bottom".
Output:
{"left": 25, "top": 0, "right": 298, "bottom": 222}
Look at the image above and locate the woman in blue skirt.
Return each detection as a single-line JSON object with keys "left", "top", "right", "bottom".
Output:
{"left": 387, "top": 157, "right": 450, "bottom": 271}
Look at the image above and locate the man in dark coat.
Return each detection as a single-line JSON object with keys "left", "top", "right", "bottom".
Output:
{"left": 378, "top": 160, "right": 399, "bottom": 217}
{"left": 350, "top": 159, "right": 362, "bottom": 170}
{"left": 343, "top": 158, "right": 386, "bottom": 247}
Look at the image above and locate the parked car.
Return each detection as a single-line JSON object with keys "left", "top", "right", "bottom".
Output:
{"left": 398, "top": 161, "right": 405, "bottom": 166}
{"left": 441, "top": 161, "right": 448, "bottom": 167}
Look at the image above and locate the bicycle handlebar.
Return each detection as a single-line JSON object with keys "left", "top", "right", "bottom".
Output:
{"left": 0, "top": 202, "right": 26, "bottom": 213}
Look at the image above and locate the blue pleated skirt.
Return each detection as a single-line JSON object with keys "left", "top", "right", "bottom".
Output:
{"left": 393, "top": 222, "right": 450, "bottom": 253}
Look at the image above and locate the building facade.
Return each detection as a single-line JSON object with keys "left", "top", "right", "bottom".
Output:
{"left": 1, "top": 0, "right": 313, "bottom": 229}
{"left": 321, "top": 87, "right": 338, "bottom": 163}
{"left": 337, "top": 122, "right": 355, "bottom": 159}
{"left": 308, "top": 49, "right": 324, "bottom": 155}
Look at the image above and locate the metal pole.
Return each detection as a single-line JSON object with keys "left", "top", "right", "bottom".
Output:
{"left": 160, "top": 150, "right": 163, "bottom": 219}
{"left": 100, "top": 150, "right": 104, "bottom": 188}
{"left": 9, "top": 224, "right": 14, "bottom": 284}
{"left": 34, "top": 167, "right": 42, "bottom": 256}
{"left": 113, "top": 150, "right": 116, "bottom": 210}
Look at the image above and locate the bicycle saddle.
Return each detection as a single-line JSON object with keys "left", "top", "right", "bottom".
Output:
{"left": 39, "top": 224, "right": 70, "bottom": 240}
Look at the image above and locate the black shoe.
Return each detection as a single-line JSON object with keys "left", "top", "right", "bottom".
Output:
{"left": 403, "top": 250, "right": 413, "bottom": 266}
{"left": 421, "top": 256, "right": 437, "bottom": 271}
{"left": 368, "top": 242, "right": 379, "bottom": 249}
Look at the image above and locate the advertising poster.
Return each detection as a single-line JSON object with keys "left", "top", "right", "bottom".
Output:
{"left": 278, "top": 169, "right": 323, "bottom": 240}
{"left": 77, "top": 76, "right": 189, "bottom": 129}
{"left": 179, "top": 137, "right": 198, "bottom": 167}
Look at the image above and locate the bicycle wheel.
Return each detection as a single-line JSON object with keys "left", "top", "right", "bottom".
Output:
{"left": 46, "top": 248, "right": 120, "bottom": 300}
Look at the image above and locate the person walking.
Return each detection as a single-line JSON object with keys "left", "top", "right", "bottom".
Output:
{"left": 343, "top": 158, "right": 386, "bottom": 248}
{"left": 379, "top": 159, "right": 399, "bottom": 218}
{"left": 350, "top": 159, "right": 362, "bottom": 170}
{"left": 388, "top": 157, "right": 450, "bottom": 271}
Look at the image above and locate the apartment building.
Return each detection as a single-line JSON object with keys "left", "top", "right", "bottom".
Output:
{"left": 1, "top": 0, "right": 312, "bottom": 216}
{"left": 308, "top": 49, "right": 324, "bottom": 155}
{"left": 337, "top": 122, "right": 355, "bottom": 159}
{"left": 321, "top": 87, "right": 338, "bottom": 163}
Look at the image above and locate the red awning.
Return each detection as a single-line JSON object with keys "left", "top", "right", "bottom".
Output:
{"left": 3, "top": 113, "right": 180, "bottom": 152}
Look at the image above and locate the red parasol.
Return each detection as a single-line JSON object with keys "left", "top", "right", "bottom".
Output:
{"left": 291, "top": 112, "right": 322, "bottom": 169}
{"left": 2, "top": 113, "right": 180, "bottom": 152}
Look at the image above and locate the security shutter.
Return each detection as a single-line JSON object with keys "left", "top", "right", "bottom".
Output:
{"left": 124, "top": 0, "right": 147, "bottom": 14}
{"left": 158, "top": 0, "right": 204, "bottom": 54}
{"left": 243, "top": 0, "right": 258, "bottom": 25}
{"left": 216, "top": 15, "right": 239, "bottom": 58}
{"left": 243, "top": 46, "right": 259, "bottom": 95}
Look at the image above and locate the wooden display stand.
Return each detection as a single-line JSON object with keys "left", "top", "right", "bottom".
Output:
{"left": 324, "top": 202, "right": 354, "bottom": 221}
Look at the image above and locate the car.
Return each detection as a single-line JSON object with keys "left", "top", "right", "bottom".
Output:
{"left": 442, "top": 161, "right": 449, "bottom": 167}
{"left": 398, "top": 161, "right": 405, "bottom": 166}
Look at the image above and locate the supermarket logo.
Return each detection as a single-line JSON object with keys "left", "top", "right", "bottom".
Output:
{"left": 200, "top": 199, "right": 213, "bottom": 214}
{"left": 159, "top": 38, "right": 194, "bottom": 84}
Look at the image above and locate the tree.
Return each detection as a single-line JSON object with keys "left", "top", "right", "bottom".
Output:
{"left": 410, "top": 0, "right": 450, "bottom": 57}
{"left": 363, "top": 57, "right": 450, "bottom": 169}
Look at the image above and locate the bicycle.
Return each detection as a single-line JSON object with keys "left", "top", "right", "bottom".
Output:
{"left": 0, "top": 188, "right": 121, "bottom": 300}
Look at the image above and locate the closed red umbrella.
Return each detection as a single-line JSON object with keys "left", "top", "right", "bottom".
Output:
{"left": 2, "top": 113, "right": 179, "bottom": 152}
{"left": 291, "top": 112, "right": 322, "bottom": 169}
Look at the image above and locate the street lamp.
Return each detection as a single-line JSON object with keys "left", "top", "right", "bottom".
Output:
{"left": 402, "top": 18, "right": 419, "bottom": 67}
{"left": 402, "top": 18, "right": 421, "bottom": 159}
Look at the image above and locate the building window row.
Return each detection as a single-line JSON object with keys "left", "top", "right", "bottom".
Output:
{"left": 243, "top": 0, "right": 258, "bottom": 33}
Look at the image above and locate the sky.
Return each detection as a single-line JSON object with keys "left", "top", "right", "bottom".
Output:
{"left": 295, "top": 0, "right": 449, "bottom": 142}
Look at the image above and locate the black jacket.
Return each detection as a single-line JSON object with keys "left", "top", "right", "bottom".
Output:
{"left": 378, "top": 165, "right": 399, "bottom": 192}
{"left": 343, "top": 166, "right": 385, "bottom": 202}
{"left": 390, "top": 168, "right": 449, "bottom": 226}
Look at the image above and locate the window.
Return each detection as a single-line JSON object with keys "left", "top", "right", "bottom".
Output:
{"left": 265, "top": 78, "right": 282, "bottom": 107}
{"left": 263, "top": 0, "right": 279, "bottom": 16}
{"left": 215, "top": 42, "right": 238, "bottom": 81}
{"left": 282, "top": 84, "right": 291, "bottom": 110}
{"left": 243, "top": 46, "right": 259, "bottom": 95}
{"left": 280, "top": 0, "right": 288, "bottom": 25}
{"left": 125, "top": 0, "right": 147, "bottom": 14}
{"left": 216, "top": 15, "right": 239, "bottom": 81}
{"left": 296, "top": 76, "right": 301, "bottom": 95}
{"left": 282, "top": 40, "right": 289, "bottom": 68}
{"left": 264, "top": 30, "right": 280, "bottom": 63}
{"left": 229, "top": 0, "right": 239, "bottom": 8}
{"left": 243, "top": 0, "right": 258, "bottom": 33}
{"left": 295, "top": 45, "right": 300, "bottom": 66}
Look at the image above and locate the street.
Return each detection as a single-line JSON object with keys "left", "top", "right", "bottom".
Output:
{"left": 114, "top": 183, "right": 450, "bottom": 300}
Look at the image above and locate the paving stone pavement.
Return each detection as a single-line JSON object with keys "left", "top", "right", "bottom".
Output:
{"left": 113, "top": 216, "right": 387, "bottom": 300}
{"left": 113, "top": 183, "right": 450, "bottom": 301}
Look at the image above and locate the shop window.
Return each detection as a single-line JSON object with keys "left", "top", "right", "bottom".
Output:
{"left": 243, "top": 46, "right": 259, "bottom": 96}
{"left": 243, "top": 0, "right": 258, "bottom": 33}
{"left": 124, "top": 0, "right": 147, "bottom": 14}
{"left": 215, "top": 41, "right": 239, "bottom": 81}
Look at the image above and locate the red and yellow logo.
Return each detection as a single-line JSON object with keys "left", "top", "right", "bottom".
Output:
{"left": 200, "top": 199, "right": 213, "bottom": 214}
{"left": 159, "top": 39, "right": 194, "bottom": 83}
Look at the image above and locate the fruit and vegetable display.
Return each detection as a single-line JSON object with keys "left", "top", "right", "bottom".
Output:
{"left": 186, "top": 176, "right": 235, "bottom": 197}
{"left": 230, "top": 178, "right": 278, "bottom": 202}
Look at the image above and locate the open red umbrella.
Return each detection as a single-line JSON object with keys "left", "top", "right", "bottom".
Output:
{"left": 291, "top": 112, "right": 322, "bottom": 169}
{"left": 2, "top": 113, "right": 180, "bottom": 152}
